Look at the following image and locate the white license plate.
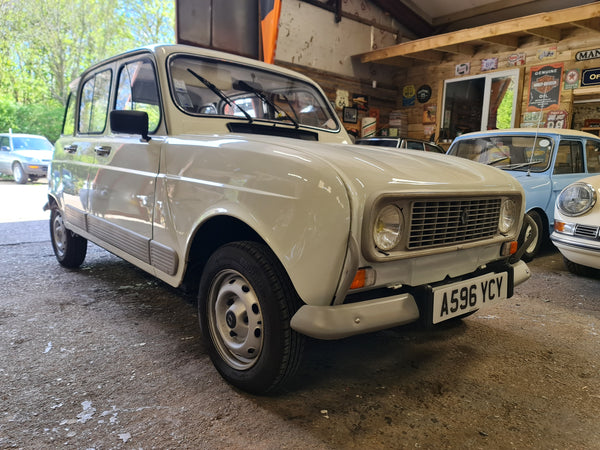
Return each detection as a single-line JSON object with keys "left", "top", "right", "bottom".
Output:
{"left": 432, "top": 272, "right": 508, "bottom": 324}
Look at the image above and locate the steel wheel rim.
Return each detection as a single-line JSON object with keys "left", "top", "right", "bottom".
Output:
{"left": 207, "top": 269, "right": 264, "bottom": 370}
{"left": 52, "top": 213, "right": 67, "bottom": 258}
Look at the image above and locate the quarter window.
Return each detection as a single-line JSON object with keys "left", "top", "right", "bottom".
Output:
{"left": 586, "top": 140, "right": 600, "bottom": 173}
{"left": 115, "top": 58, "right": 161, "bottom": 132}
{"left": 79, "top": 69, "right": 112, "bottom": 134}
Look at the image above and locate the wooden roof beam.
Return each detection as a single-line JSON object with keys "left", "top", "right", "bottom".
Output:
{"left": 479, "top": 35, "right": 519, "bottom": 50}
{"left": 405, "top": 50, "right": 446, "bottom": 63}
{"left": 436, "top": 43, "right": 477, "bottom": 56}
{"left": 357, "top": 3, "right": 600, "bottom": 64}
{"left": 572, "top": 18, "right": 600, "bottom": 33}
{"left": 524, "top": 26, "right": 561, "bottom": 41}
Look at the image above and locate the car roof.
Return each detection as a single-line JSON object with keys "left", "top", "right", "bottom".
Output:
{"left": 73, "top": 43, "right": 319, "bottom": 89}
{"left": 454, "top": 128, "right": 600, "bottom": 140}
{"left": 0, "top": 133, "right": 48, "bottom": 139}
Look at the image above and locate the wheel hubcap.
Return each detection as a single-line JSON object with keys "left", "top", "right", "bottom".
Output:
{"left": 208, "top": 270, "right": 264, "bottom": 370}
{"left": 52, "top": 214, "right": 67, "bottom": 257}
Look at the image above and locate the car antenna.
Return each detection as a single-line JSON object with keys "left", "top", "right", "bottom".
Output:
{"left": 527, "top": 92, "right": 548, "bottom": 177}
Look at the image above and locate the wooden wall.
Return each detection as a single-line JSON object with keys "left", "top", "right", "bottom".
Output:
{"left": 391, "top": 27, "right": 600, "bottom": 142}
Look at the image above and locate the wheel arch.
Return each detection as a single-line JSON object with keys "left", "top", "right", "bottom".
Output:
{"left": 181, "top": 215, "right": 270, "bottom": 297}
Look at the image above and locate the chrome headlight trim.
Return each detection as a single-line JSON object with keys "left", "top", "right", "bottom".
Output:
{"left": 498, "top": 198, "right": 517, "bottom": 235}
{"left": 557, "top": 183, "right": 597, "bottom": 217}
{"left": 372, "top": 204, "right": 403, "bottom": 252}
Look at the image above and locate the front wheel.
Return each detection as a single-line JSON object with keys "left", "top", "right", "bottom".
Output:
{"left": 50, "top": 207, "right": 87, "bottom": 268}
{"left": 12, "top": 163, "right": 27, "bottom": 184}
{"left": 198, "top": 241, "right": 305, "bottom": 394}
{"left": 518, "top": 210, "right": 543, "bottom": 262}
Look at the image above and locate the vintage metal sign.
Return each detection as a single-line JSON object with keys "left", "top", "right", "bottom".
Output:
{"left": 527, "top": 63, "right": 563, "bottom": 112}
{"left": 581, "top": 68, "right": 600, "bottom": 86}
{"left": 576, "top": 48, "right": 600, "bottom": 62}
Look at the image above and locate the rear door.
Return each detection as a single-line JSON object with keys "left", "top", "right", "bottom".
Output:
{"left": 52, "top": 67, "right": 113, "bottom": 231}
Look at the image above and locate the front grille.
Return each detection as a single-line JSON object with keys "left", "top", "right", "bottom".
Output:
{"left": 574, "top": 224, "right": 599, "bottom": 239}
{"left": 408, "top": 198, "right": 501, "bottom": 249}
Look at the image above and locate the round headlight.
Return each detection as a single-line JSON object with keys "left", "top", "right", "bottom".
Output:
{"left": 498, "top": 198, "right": 517, "bottom": 234}
{"left": 373, "top": 205, "right": 403, "bottom": 251}
{"left": 557, "top": 183, "right": 597, "bottom": 217}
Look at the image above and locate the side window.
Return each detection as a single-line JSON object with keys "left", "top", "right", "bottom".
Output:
{"left": 554, "top": 140, "right": 583, "bottom": 174}
{"left": 585, "top": 140, "right": 600, "bottom": 173}
{"left": 62, "top": 92, "right": 76, "bottom": 135}
{"left": 406, "top": 140, "right": 424, "bottom": 150}
{"left": 116, "top": 58, "right": 161, "bottom": 132}
{"left": 79, "top": 69, "right": 112, "bottom": 134}
{"left": 0, "top": 136, "right": 9, "bottom": 150}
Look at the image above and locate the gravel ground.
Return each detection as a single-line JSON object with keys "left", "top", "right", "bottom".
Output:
{"left": 0, "top": 181, "right": 599, "bottom": 449}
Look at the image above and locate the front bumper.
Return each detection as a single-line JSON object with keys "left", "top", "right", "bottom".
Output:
{"left": 290, "top": 260, "right": 531, "bottom": 340}
{"left": 551, "top": 232, "right": 600, "bottom": 270}
{"left": 24, "top": 163, "right": 49, "bottom": 177}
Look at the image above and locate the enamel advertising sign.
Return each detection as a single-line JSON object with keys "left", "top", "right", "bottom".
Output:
{"left": 527, "top": 63, "right": 563, "bottom": 112}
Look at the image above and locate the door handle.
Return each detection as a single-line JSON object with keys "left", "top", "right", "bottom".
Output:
{"left": 63, "top": 144, "right": 78, "bottom": 153}
{"left": 94, "top": 145, "right": 111, "bottom": 156}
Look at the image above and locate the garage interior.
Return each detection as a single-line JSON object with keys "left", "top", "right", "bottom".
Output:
{"left": 1, "top": 1, "right": 599, "bottom": 449}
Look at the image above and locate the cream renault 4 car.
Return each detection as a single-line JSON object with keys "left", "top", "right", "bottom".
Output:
{"left": 47, "top": 44, "right": 531, "bottom": 394}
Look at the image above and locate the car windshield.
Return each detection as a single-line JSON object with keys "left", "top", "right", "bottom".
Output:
{"left": 168, "top": 55, "right": 339, "bottom": 131}
{"left": 12, "top": 137, "right": 53, "bottom": 151}
{"left": 450, "top": 135, "right": 554, "bottom": 172}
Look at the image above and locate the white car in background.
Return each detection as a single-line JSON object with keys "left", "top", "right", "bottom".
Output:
{"left": 0, "top": 133, "right": 53, "bottom": 184}
{"left": 551, "top": 175, "right": 600, "bottom": 275}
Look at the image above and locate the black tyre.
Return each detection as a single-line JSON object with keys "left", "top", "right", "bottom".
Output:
{"left": 518, "top": 210, "right": 543, "bottom": 262}
{"left": 50, "top": 207, "right": 87, "bottom": 268}
{"left": 198, "top": 241, "right": 305, "bottom": 394}
{"left": 563, "top": 256, "right": 596, "bottom": 277}
{"left": 12, "top": 163, "right": 27, "bottom": 184}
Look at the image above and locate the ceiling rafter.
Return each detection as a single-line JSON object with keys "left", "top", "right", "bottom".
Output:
{"left": 356, "top": 3, "right": 600, "bottom": 66}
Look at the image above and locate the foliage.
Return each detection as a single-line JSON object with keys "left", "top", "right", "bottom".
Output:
{"left": 0, "top": 0, "right": 175, "bottom": 140}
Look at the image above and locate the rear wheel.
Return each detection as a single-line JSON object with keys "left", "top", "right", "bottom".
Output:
{"left": 12, "top": 163, "right": 27, "bottom": 184}
{"left": 50, "top": 207, "right": 87, "bottom": 268}
{"left": 198, "top": 241, "right": 305, "bottom": 394}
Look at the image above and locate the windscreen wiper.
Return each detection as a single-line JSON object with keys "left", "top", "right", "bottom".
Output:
{"left": 234, "top": 80, "right": 299, "bottom": 128}
{"left": 187, "top": 69, "right": 253, "bottom": 123}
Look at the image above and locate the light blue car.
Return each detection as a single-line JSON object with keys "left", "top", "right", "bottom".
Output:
{"left": 447, "top": 128, "right": 600, "bottom": 260}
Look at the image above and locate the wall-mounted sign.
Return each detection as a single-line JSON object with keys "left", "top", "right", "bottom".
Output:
{"left": 416, "top": 85, "right": 432, "bottom": 103}
{"left": 481, "top": 57, "right": 498, "bottom": 71}
{"left": 508, "top": 53, "right": 526, "bottom": 66}
{"left": 564, "top": 69, "right": 580, "bottom": 90}
{"left": 546, "top": 110, "right": 568, "bottom": 129}
{"left": 537, "top": 46, "right": 557, "bottom": 61}
{"left": 576, "top": 48, "right": 600, "bottom": 62}
{"left": 581, "top": 68, "right": 600, "bottom": 87}
{"left": 402, "top": 85, "right": 416, "bottom": 107}
{"left": 335, "top": 89, "right": 350, "bottom": 109}
{"left": 455, "top": 62, "right": 470, "bottom": 76}
{"left": 527, "top": 63, "right": 563, "bottom": 112}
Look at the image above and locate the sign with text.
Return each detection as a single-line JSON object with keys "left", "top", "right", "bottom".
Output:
{"left": 581, "top": 68, "right": 600, "bottom": 87}
{"left": 527, "top": 63, "right": 563, "bottom": 112}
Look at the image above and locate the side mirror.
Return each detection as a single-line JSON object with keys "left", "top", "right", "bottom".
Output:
{"left": 110, "top": 110, "right": 150, "bottom": 141}
{"left": 0, "top": 146, "right": 10, "bottom": 152}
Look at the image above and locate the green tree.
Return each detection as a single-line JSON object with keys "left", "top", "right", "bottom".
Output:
{"left": 0, "top": 0, "right": 174, "bottom": 140}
